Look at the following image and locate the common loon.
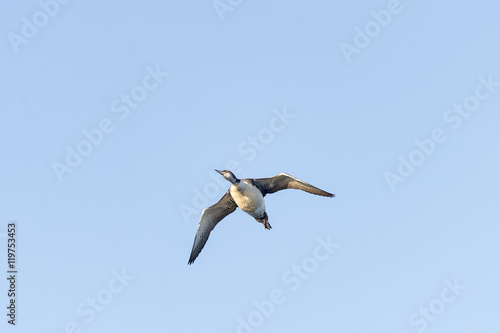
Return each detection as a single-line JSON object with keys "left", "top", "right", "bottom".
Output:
{"left": 188, "top": 170, "right": 334, "bottom": 264}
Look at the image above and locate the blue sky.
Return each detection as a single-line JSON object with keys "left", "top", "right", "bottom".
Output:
{"left": 1, "top": 0, "right": 500, "bottom": 332}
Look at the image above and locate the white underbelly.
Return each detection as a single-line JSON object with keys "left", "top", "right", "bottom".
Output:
{"left": 230, "top": 183, "right": 266, "bottom": 217}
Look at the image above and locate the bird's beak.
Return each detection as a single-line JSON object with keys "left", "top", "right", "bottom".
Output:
{"left": 215, "top": 169, "right": 223, "bottom": 175}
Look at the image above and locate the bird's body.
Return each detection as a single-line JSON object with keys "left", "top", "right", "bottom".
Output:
{"left": 188, "top": 170, "right": 334, "bottom": 264}
{"left": 229, "top": 179, "right": 266, "bottom": 219}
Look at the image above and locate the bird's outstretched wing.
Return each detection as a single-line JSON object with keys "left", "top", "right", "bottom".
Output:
{"left": 188, "top": 190, "right": 237, "bottom": 264}
{"left": 253, "top": 173, "right": 334, "bottom": 197}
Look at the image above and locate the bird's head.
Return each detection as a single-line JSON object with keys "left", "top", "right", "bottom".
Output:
{"left": 215, "top": 169, "right": 238, "bottom": 184}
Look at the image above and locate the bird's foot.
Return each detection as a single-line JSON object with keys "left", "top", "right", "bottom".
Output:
{"left": 264, "top": 220, "right": 272, "bottom": 230}
{"left": 255, "top": 213, "right": 271, "bottom": 230}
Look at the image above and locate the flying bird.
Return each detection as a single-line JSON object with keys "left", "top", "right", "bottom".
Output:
{"left": 188, "top": 170, "right": 334, "bottom": 264}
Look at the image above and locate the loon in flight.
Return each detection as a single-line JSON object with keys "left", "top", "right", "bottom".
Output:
{"left": 188, "top": 170, "right": 334, "bottom": 264}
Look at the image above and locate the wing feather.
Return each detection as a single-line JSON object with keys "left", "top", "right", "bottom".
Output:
{"left": 253, "top": 173, "right": 334, "bottom": 197}
{"left": 188, "top": 191, "right": 237, "bottom": 264}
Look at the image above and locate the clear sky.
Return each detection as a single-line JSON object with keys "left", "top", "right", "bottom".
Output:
{"left": 1, "top": 1, "right": 500, "bottom": 332}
